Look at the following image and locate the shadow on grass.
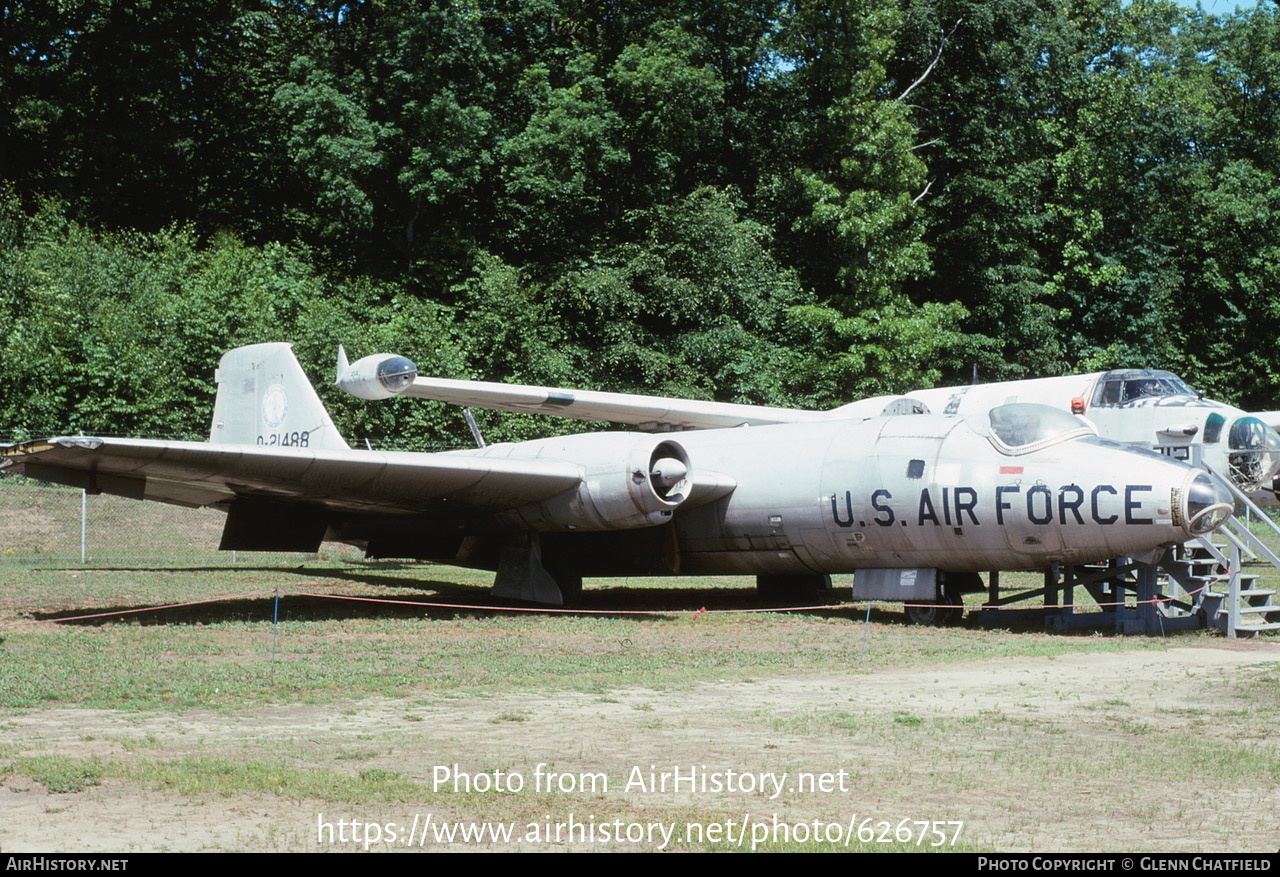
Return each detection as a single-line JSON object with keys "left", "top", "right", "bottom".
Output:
{"left": 26, "top": 566, "right": 879, "bottom": 628}
{"left": 23, "top": 564, "right": 1159, "bottom": 636}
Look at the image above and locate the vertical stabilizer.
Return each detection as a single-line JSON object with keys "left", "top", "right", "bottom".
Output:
{"left": 209, "top": 343, "right": 350, "bottom": 450}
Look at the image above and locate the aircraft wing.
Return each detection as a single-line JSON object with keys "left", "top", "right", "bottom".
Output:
{"left": 396, "top": 377, "right": 823, "bottom": 430}
{"left": 336, "top": 348, "right": 932, "bottom": 429}
{"left": 0, "top": 436, "right": 584, "bottom": 515}
{"left": 335, "top": 347, "right": 821, "bottom": 429}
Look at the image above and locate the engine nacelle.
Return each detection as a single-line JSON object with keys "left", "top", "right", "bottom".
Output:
{"left": 489, "top": 434, "right": 692, "bottom": 531}
{"left": 337, "top": 353, "right": 418, "bottom": 400}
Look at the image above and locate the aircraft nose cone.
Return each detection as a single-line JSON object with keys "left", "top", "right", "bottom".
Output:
{"left": 1185, "top": 472, "right": 1234, "bottom": 536}
{"left": 1225, "top": 416, "right": 1280, "bottom": 491}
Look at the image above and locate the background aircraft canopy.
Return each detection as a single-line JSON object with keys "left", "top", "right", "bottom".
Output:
{"left": 1090, "top": 369, "right": 1198, "bottom": 407}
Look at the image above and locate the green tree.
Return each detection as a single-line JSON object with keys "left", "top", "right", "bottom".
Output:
{"left": 1163, "top": 3, "right": 1280, "bottom": 407}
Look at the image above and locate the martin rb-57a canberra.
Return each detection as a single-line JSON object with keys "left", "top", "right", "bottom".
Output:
{"left": 2, "top": 343, "right": 1237, "bottom": 614}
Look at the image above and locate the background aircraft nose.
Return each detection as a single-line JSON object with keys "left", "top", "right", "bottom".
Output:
{"left": 1185, "top": 472, "right": 1234, "bottom": 536}
{"left": 1226, "top": 416, "right": 1280, "bottom": 491}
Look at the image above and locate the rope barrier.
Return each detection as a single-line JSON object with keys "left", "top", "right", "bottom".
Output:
{"left": 0, "top": 589, "right": 276, "bottom": 628}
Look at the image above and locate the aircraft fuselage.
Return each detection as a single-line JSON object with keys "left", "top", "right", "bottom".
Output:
{"left": 405, "top": 405, "right": 1229, "bottom": 581}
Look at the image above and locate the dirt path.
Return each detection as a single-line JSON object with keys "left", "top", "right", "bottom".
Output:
{"left": 3, "top": 641, "right": 1278, "bottom": 852}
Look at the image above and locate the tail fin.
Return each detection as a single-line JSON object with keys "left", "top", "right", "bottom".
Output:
{"left": 209, "top": 343, "right": 350, "bottom": 450}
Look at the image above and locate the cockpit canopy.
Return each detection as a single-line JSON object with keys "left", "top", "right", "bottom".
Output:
{"left": 1091, "top": 369, "right": 1197, "bottom": 408}
{"left": 983, "top": 403, "right": 1096, "bottom": 456}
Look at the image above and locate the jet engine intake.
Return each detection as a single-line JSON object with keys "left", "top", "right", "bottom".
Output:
{"left": 496, "top": 437, "right": 692, "bottom": 531}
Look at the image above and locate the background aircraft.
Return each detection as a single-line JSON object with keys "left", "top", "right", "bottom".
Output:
{"left": 906, "top": 370, "right": 1280, "bottom": 499}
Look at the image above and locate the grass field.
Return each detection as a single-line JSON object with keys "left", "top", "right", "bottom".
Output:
{"left": 1, "top": 480, "right": 1278, "bottom": 852}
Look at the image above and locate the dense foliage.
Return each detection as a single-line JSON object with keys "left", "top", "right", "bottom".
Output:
{"left": 3, "top": 0, "right": 1279, "bottom": 445}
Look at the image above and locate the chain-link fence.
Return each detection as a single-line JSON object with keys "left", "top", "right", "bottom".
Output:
{"left": 0, "top": 475, "right": 361, "bottom": 566}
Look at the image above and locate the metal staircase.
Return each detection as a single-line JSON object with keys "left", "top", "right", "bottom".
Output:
{"left": 1160, "top": 472, "right": 1280, "bottom": 638}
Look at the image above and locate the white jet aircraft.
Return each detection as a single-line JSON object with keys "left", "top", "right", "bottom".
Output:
{"left": 0, "top": 344, "right": 1235, "bottom": 618}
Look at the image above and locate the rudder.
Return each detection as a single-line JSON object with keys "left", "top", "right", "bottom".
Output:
{"left": 209, "top": 343, "right": 350, "bottom": 450}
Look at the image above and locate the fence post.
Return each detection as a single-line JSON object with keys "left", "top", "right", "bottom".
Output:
{"left": 80, "top": 489, "right": 87, "bottom": 563}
